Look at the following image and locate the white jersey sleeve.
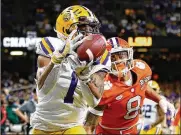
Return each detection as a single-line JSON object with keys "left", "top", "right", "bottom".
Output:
{"left": 36, "top": 37, "right": 65, "bottom": 57}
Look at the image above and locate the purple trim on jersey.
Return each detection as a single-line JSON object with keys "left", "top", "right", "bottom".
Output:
{"left": 40, "top": 41, "right": 49, "bottom": 55}
{"left": 64, "top": 71, "right": 78, "bottom": 104}
{"left": 44, "top": 37, "right": 55, "bottom": 52}
{"left": 102, "top": 52, "right": 110, "bottom": 65}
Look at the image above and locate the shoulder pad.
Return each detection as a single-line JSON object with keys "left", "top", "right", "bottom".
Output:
{"left": 133, "top": 59, "right": 152, "bottom": 79}
{"left": 36, "top": 37, "right": 65, "bottom": 57}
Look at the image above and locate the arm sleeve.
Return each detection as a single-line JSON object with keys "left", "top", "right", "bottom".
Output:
{"left": 88, "top": 107, "right": 103, "bottom": 116}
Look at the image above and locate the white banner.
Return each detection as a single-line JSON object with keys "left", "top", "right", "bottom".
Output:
{"left": 3, "top": 37, "right": 42, "bottom": 48}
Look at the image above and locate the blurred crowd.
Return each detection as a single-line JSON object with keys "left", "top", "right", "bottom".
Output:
{"left": 1, "top": 71, "right": 180, "bottom": 134}
{"left": 1, "top": 71, "right": 35, "bottom": 134}
{"left": 1, "top": 0, "right": 180, "bottom": 38}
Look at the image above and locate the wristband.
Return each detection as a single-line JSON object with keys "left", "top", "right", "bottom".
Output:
{"left": 88, "top": 107, "right": 103, "bottom": 116}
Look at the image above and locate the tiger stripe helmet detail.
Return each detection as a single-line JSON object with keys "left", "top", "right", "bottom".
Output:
{"left": 55, "top": 5, "right": 100, "bottom": 39}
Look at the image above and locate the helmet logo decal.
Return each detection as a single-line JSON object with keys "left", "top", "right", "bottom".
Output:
{"left": 63, "top": 13, "right": 71, "bottom": 22}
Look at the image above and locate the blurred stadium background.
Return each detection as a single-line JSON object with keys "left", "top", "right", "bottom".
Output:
{"left": 1, "top": 0, "right": 181, "bottom": 134}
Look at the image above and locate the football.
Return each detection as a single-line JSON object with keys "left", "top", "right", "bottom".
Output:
{"left": 76, "top": 34, "right": 107, "bottom": 62}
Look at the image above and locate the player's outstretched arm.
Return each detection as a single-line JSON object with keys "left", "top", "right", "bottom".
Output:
{"left": 36, "top": 30, "right": 84, "bottom": 90}
{"left": 145, "top": 84, "right": 175, "bottom": 118}
{"left": 145, "top": 84, "right": 161, "bottom": 103}
{"left": 84, "top": 105, "right": 105, "bottom": 133}
{"left": 36, "top": 55, "right": 54, "bottom": 89}
{"left": 151, "top": 105, "right": 165, "bottom": 128}
{"left": 86, "top": 71, "right": 106, "bottom": 99}
{"left": 78, "top": 70, "right": 107, "bottom": 107}
{"left": 36, "top": 42, "right": 70, "bottom": 90}
{"left": 84, "top": 111, "right": 100, "bottom": 134}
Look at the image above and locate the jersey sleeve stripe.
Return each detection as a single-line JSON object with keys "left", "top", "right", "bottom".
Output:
{"left": 100, "top": 50, "right": 109, "bottom": 65}
{"left": 40, "top": 41, "right": 49, "bottom": 55}
{"left": 41, "top": 38, "right": 53, "bottom": 54}
{"left": 44, "top": 37, "right": 55, "bottom": 52}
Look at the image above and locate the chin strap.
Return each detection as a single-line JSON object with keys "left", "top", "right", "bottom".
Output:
{"left": 124, "top": 73, "right": 133, "bottom": 86}
{"left": 111, "top": 67, "right": 129, "bottom": 81}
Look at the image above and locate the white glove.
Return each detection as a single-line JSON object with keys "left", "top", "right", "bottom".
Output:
{"left": 159, "top": 99, "right": 176, "bottom": 119}
{"left": 75, "top": 60, "right": 93, "bottom": 83}
{"left": 51, "top": 44, "right": 70, "bottom": 64}
{"left": 66, "top": 29, "right": 84, "bottom": 55}
{"left": 51, "top": 30, "right": 84, "bottom": 64}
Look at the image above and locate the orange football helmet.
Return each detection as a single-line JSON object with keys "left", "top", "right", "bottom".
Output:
{"left": 107, "top": 37, "right": 134, "bottom": 77}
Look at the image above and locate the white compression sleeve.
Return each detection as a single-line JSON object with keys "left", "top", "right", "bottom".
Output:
{"left": 88, "top": 107, "right": 103, "bottom": 116}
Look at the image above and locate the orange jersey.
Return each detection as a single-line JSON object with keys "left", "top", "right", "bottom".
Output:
{"left": 174, "top": 107, "right": 180, "bottom": 126}
{"left": 99, "top": 59, "right": 152, "bottom": 129}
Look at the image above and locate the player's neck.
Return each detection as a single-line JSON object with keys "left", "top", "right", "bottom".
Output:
{"left": 123, "top": 71, "right": 133, "bottom": 86}
{"left": 110, "top": 71, "right": 133, "bottom": 86}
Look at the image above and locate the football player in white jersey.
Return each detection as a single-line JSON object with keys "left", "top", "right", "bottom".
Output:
{"left": 140, "top": 80, "right": 166, "bottom": 134}
{"left": 30, "top": 5, "right": 111, "bottom": 134}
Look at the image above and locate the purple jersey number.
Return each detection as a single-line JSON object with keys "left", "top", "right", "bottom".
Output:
{"left": 64, "top": 71, "right": 78, "bottom": 103}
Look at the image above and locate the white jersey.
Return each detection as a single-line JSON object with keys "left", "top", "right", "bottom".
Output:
{"left": 142, "top": 98, "right": 158, "bottom": 126}
{"left": 31, "top": 37, "right": 111, "bottom": 131}
{"left": 142, "top": 96, "right": 166, "bottom": 127}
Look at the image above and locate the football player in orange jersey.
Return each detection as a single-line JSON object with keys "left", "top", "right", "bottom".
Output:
{"left": 84, "top": 37, "right": 175, "bottom": 134}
